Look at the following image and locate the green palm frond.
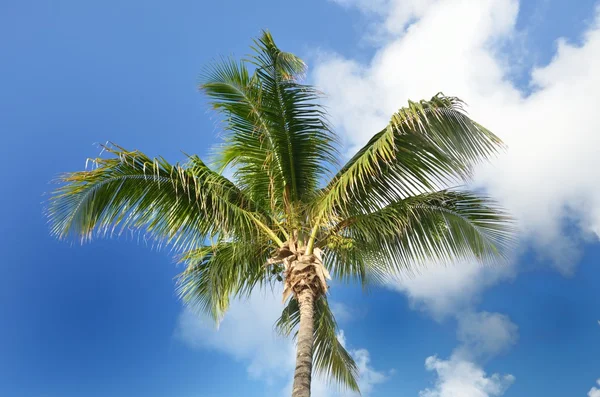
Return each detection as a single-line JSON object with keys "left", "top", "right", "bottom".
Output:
{"left": 322, "top": 190, "right": 514, "bottom": 274}
{"left": 314, "top": 94, "right": 504, "bottom": 219}
{"left": 249, "top": 30, "right": 307, "bottom": 80}
{"left": 176, "top": 239, "right": 271, "bottom": 322}
{"left": 200, "top": 57, "right": 283, "bottom": 212}
{"left": 47, "top": 144, "right": 282, "bottom": 251}
{"left": 320, "top": 237, "right": 385, "bottom": 287}
{"left": 201, "top": 30, "right": 338, "bottom": 224}
{"left": 276, "top": 296, "right": 360, "bottom": 392}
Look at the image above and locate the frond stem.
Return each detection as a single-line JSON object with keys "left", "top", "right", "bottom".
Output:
{"left": 250, "top": 213, "right": 285, "bottom": 247}
{"left": 305, "top": 214, "right": 323, "bottom": 255}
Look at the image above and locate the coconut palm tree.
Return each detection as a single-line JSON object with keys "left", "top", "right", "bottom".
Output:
{"left": 47, "top": 31, "right": 513, "bottom": 397}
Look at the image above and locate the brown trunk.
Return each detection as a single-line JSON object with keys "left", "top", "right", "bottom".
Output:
{"left": 291, "top": 288, "right": 315, "bottom": 397}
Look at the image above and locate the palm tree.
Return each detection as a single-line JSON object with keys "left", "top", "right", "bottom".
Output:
{"left": 47, "top": 31, "right": 513, "bottom": 397}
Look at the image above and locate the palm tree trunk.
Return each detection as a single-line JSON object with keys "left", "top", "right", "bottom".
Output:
{"left": 291, "top": 288, "right": 315, "bottom": 397}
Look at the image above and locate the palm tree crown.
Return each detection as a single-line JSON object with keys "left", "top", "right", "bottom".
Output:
{"left": 47, "top": 31, "right": 513, "bottom": 396}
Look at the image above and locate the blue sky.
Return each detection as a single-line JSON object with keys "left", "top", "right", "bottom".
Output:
{"left": 1, "top": 0, "right": 600, "bottom": 396}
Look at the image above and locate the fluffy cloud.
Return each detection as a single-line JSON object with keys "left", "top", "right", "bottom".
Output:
{"left": 310, "top": 0, "right": 600, "bottom": 394}
{"left": 329, "top": 301, "right": 355, "bottom": 323}
{"left": 175, "top": 289, "right": 295, "bottom": 381}
{"left": 414, "top": 310, "right": 517, "bottom": 397}
{"left": 454, "top": 312, "right": 518, "bottom": 360}
{"left": 176, "top": 289, "right": 387, "bottom": 395}
{"left": 390, "top": 259, "right": 513, "bottom": 319}
{"left": 350, "top": 349, "right": 388, "bottom": 395}
{"left": 330, "top": 0, "right": 441, "bottom": 38}
{"left": 419, "top": 356, "right": 515, "bottom": 397}
{"left": 590, "top": 380, "right": 600, "bottom": 397}
{"left": 336, "top": 331, "right": 388, "bottom": 395}
{"left": 314, "top": 0, "right": 600, "bottom": 274}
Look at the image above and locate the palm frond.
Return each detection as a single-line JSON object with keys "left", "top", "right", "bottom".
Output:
{"left": 200, "top": 57, "right": 284, "bottom": 212}
{"left": 319, "top": 237, "right": 384, "bottom": 287}
{"left": 176, "top": 239, "right": 271, "bottom": 322}
{"left": 314, "top": 94, "right": 504, "bottom": 219}
{"left": 321, "top": 190, "right": 514, "bottom": 274}
{"left": 47, "top": 144, "right": 281, "bottom": 251}
{"left": 276, "top": 296, "right": 360, "bottom": 392}
{"left": 201, "top": 31, "right": 338, "bottom": 224}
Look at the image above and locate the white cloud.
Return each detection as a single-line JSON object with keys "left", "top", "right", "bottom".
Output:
{"left": 390, "top": 260, "right": 513, "bottom": 319}
{"left": 589, "top": 379, "right": 600, "bottom": 397}
{"left": 330, "top": 301, "right": 354, "bottom": 323}
{"left": 176, "top": 289, "right": 387, "bottom": 395}
{"left": 175, "top": 288, "right": 295, "bottom": 382}
{"left": 313, "top": 0, "right": 600, "bottom": 387}
{"left": 351, "top": 349, "right": 388, "bottom": 394}
{"left": 330, "top": 0, "right": 441, "bottom": 37}
{"left": 455, "top": 311, "right": 519, "bottom": 360}
{"left": 331, "top": 331, "right": 389, "bottom": 396}
{"left": 414, "top": 310, "right": 517, "bottom": 396}
{"left": 309, "top": 1, "right": 600, "bottom": 394}
{"left": 419, "top": 355, "right": 515, "bottom": 397}
{"left": 314, "top": 0, "right": 600, "bottom": 274}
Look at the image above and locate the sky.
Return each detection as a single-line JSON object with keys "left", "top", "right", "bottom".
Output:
{"left": 1, "top": 0, "right": 599, "bottom": 396}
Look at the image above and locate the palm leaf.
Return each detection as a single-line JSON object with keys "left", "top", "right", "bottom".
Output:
{"left": 319, "top": 237, "right": 384, "bottom": 287}
{"left": 201, "top": 57, "right": 284, "bottom": 212}
{"left": 314, "top": 94, "right": 504, "bottom": 219}
{"left": 176, "top": 239, "right": 271, "bottom": 322}
{"left": 321, "top": 190, "right": 514, "bottom": 274}
{"left": 47, "top": 144, "right": 282, "bottom": 251}
{"left": 202, "top": 31, "right": 338, "bottom": 225}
